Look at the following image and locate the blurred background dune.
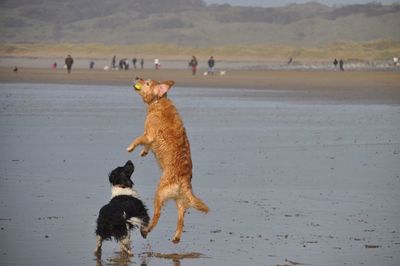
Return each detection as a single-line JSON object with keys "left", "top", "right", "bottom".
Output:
{"left": 1, "top": 0, "right": 399, "bottom": 60}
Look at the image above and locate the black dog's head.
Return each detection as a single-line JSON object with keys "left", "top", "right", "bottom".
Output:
{"left": 109, "top": 160, "right": 135, "bottom": 188}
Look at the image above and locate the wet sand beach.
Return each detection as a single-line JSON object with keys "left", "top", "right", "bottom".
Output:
{"left": 0, "top": 68, "right": 400, "bottom": 265}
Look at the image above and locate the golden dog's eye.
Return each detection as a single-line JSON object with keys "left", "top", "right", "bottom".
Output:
{"left": 145, "top": 82, "right": 150, "bottom": 86}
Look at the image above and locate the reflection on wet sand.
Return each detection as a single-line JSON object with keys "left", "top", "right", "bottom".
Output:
{"left": 95, "top": 251, "right": 205, "bottom": 266}
{"left": 144, "top": 252, "right": 206, "bottom": 266}
{"left": 95, "top": 251, "right": 135, "bottom": 266}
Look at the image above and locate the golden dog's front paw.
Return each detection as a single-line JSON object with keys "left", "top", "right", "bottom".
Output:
{"left": 126, "top": 145, "right": 134, "bottom": 152}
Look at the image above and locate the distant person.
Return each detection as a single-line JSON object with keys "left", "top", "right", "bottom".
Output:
{"left": 90, "top": 61, "right": 95, "bottom": 69}
{"left": 333, "top": 58, "right": 338, "bottom": 71}
{"left": 189, "top": 56, "right": 198, "bottom": 75}
{"left": 288, "top": 57, "right": 293, "bottom": 64}
{"left": 52, "top": 62, "right": 57, "bottom": 69}
{"left": 207, "top": 56, "right": 215, "bottom": 75}
{"left": 13, "top": 66, "right": 18, "bottom": 73}
{"left": 65, "top": 55, "right": 74, "bottom": 74}
{"left": 154, "top": 58, "right": 160, "bottom": 69}
{"left": 132, "top": 58, "right": 137, "bottom": 69}
{"left": 140, "top": 58, "right": 144, "bottom": 69}
{"left": 339, "top": 59, "right": 344, "bottom": 71}
{"left": 112, "top": 56, "right": 116, "bottom": 69}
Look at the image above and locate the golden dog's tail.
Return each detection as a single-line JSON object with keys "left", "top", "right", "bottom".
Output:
{"left": 187, "top": 190, "right": 209, "bottom": 213}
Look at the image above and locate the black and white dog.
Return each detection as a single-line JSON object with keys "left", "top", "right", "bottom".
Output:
{"left": 94, "top": 160, "right": 149, "bottom": 256}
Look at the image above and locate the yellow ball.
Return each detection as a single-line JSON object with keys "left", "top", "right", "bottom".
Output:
{"left": 134, "top": 83, "right": 142, "bottom": 90}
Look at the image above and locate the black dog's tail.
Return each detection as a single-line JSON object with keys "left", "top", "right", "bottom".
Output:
{"left": 127, "top": 216, "right": 148, "bottom": 228}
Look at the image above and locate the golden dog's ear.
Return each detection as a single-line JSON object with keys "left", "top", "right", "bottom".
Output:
{"left": 155, "top": 80, "right": 175, "bottom": 97}
{"left": 135, "top": 77, "right": 145, "bottom": 84}
{"left": 162, "top": 80, "right": 175, "bottom": 87}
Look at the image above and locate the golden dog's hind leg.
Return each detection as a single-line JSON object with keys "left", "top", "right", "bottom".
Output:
{"left": 140, "top": 144, "right": 150, "bottom": 157}
{"left": 172, "top": 200, "right": 187, "bottom": 244}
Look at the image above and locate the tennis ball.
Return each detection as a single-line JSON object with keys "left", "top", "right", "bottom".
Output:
{"left": 134, "top": 83, "right": 142, "bottom": 90}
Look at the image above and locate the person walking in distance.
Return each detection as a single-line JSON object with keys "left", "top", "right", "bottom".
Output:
{"left": 208, "top": 56, "right": 215, "bottom": 75}
{"left": 112, "top": 56, "right": 116, "bottom": 69}
{"left": 132, "top": 58, "right": 137, "bottom": 69}
{"left": 189, "top": 56, "right": 198, "bottom": 75}
{"left": 333, "top": 58, "right": 338, "bottom": 71}
{"left": 65, "top": 55, "right": 74, "bottom": 74}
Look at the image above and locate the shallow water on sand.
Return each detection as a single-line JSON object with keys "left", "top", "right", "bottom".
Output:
{"left": 0, "top": 83, "right": 399, "bottom": 266}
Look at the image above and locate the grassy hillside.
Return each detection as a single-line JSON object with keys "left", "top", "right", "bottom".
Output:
{"left": 1, "top": 1, "right": 400, "bottom": 45}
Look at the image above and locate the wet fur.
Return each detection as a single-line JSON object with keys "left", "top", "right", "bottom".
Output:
{"left": 127, "top": 78, "right": 209, "bottom": 243}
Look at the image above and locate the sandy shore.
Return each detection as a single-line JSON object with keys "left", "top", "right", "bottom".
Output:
{"left": 1, "top": 67, "right": 400, "bottom": 103}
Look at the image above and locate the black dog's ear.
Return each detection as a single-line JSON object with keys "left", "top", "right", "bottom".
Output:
{"left": 125, "top": 160, "right": 134, "bottom": 171}
{"left": 125, "top": 160, "right": 135, "bottom": 186}
{"left": 124, "top": 160, "right": 134, "bottom": 176}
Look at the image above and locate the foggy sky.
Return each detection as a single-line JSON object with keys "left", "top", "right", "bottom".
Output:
{"left": 204, "top": 0, "right": 400, "bottom": 6}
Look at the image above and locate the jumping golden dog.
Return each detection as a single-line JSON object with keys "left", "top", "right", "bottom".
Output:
{"left": 127, "top": 77, "right": 209, "bottom": 243}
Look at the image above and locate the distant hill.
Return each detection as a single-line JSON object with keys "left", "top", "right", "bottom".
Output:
{"left": 1, "top": 0, "right": 399, "bottom": 45}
